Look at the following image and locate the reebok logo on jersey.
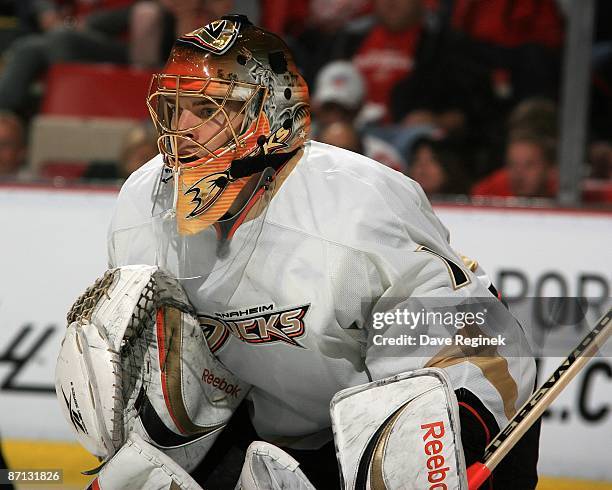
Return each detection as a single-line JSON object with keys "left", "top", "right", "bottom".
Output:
{"left": 199, "top": 304, "right": 310, "bottom": 352}
{"left": 201, "top": 369, "right": 241, "bottom": 398}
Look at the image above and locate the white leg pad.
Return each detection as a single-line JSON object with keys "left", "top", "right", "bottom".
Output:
{"left": 91, "top": 432, "right": 204, "bottom": 490}
{"left": 236, "top": 441, "right": 316, "bottom": 490}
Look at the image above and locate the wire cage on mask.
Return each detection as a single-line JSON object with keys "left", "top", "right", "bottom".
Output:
{"left": 147, "top": 74, "right": 268, "bottom": 169}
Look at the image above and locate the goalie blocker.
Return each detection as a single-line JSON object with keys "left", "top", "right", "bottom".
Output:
{"left": 331, "top": 369, "right": 467, "bottom": 489}
{"left": 331, "top": 368, "right": 540, "bottom": 490}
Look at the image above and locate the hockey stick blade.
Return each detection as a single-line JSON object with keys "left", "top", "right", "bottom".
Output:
{"left": 467, "top": 307, "right": 612, "bottom": 490}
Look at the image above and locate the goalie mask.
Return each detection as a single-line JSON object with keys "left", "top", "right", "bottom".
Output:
{"left": 147, "top": 15, "right": 310, "bottom": 236}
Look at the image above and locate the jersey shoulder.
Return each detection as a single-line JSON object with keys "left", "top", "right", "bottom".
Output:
{"left": 267, "top": 141, "right": 449, "bottom": 250}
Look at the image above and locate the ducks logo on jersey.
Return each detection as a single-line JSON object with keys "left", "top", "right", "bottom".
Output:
{"left": 199, "top": 304, "right": 310, "bottom": 352}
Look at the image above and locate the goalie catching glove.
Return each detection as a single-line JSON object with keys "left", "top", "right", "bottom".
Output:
{"left": 55, "top": 265, "right": 250, "bottom": 471}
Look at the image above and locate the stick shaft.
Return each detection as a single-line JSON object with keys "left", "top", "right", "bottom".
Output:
{"left": 483, "top": 308, "right": 612, "bottom": 471}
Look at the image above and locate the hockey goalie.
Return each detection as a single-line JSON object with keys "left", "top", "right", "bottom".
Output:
{"left": 55, "top": 15, "right": 540, "bottom": 490}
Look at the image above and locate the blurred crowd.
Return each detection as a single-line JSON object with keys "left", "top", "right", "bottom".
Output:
{"left": 0, "top": 0, "right": 610, "bottom": 204}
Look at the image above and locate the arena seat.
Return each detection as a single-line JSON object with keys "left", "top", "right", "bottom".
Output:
{"left": 30, "top": 63, "right": 156, "bottom": 176}
{"left": 41, "top": 63, "right": 155, "bottom": 119}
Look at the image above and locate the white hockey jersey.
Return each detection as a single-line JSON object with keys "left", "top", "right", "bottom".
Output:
{"left": 108, "top": 141, "right": 535, "bottom": 449}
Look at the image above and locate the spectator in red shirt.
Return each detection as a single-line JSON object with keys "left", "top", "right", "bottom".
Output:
{"left": 472, "top": 132, "right": 557, "bottom": 199}
{"left": 333, "top": 0, "right": 427, "bottom": 122}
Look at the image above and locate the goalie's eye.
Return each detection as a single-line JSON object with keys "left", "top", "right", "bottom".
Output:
{"left": 195, "top": 106, "right": 218, "bottom": 119}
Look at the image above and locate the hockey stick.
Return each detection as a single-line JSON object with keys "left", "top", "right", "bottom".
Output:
{"left": 466, "top": 307, "right": 612, "bottom": 490}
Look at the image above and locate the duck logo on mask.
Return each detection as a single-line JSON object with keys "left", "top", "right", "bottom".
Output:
{"left": 179, "top": 20, "right": 242, "bottom": 54}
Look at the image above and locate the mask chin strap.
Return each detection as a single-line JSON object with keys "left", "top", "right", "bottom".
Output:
{"left": 229, "top": 148, "right": 299, "bottom": 179}
{"left": 214, "top": 166, "right": 274, "bottom": 244}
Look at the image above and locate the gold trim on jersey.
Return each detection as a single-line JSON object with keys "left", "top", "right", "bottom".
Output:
{"left": 459, "top": 253, "right": 479, "bottom": 272}
{"left": 425, "top": 324, "right": 519, "bottom": 421}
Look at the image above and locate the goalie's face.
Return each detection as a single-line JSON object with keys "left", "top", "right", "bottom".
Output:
{"left": 148, "top": 75, "right": 266, "bottom": 168}
{"left": 173, "top": 97, "right": 245, "bottom": 160}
